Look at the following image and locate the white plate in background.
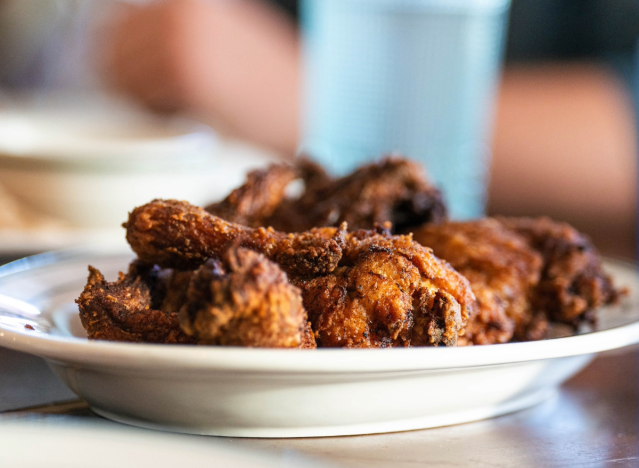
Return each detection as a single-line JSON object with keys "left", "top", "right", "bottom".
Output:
{"left": 0, "top": 250, "right": 637, "bottom": 437}
{"left": 0, "top": 93, "right": 280, "bottom": 230}
{"left": 0, "top": 141, "right": 278, "bottom": 254}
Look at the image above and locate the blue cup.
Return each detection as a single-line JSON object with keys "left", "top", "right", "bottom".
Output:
{"left": 301, "top": 0, "right": 511, "bottom": 219}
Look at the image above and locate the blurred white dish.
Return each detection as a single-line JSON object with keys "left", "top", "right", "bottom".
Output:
{"left": 0, "top": 423, "right": 331, "bottom": 468}
{"left": 0, "top": 227, "right": 123, "bottom": 256}
{"left": 0, "top": 94, "right": 276, "bottom": 228}
{"left": 0, "top": 103, "right": 215, "bottom": 162}
{"left": 0, "top": 250, "right": 637, "bottom": 438}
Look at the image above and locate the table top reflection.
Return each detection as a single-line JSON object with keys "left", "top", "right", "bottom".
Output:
{"left": 1, "top": 344, "right": 638, "bottom": 467}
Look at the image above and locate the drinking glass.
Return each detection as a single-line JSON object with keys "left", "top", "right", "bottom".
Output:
{"left": 301, "top": 0, "right": 511, "bottom": 219}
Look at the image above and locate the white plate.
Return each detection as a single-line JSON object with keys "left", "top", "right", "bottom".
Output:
{"left": 0, "top": 250, "right": 638, "bottom": 438}
{"left": 0, "top": 423, "right": 332, "bottom": 468}
{"left": 0, "top": 93, "right": 279, "bottom": 231}
{"left": 0, "top": 137, "right": 280, "bottom": 251}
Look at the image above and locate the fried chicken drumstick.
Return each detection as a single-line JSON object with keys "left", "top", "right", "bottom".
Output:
{"left": 125, "top": 199, "right": 346, "bottom": 277}
{"left": 206, "top": 157, "right": 447, "bottom": 233}
{"left": 414, "top": 217, "right": 619, "bottom": 345}
{"left": 125, "top": 199, "right": 475, "bottom": 347}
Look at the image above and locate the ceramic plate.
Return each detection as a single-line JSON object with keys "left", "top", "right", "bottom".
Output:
{"left": 0, "top": 249, "right": 637, "bottom": 438}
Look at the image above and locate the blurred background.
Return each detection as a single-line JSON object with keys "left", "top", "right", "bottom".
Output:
{"left": 0, "top": 0, "right": 636, "bottom": 259}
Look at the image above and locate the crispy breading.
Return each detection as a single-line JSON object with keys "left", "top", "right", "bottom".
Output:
{"left": 126, "top": 199, "right": 474, "bottom": 347}
{"left": 206, "top": 157, "right": 446, "bottom": 233}
{"left": 271, "top": 157, "right": 447, "bottom": 233}
{"left": 414, "top": 219, "right": 544, "bottom": 345}
{"left": 498, "top": 216, "right": 620, "bottom": 324}
{"left": 180, "top": 248, "right": 316, "bottom": 348}
{"left": 125, "top": 199, "right": 345, "bottom": 277}
{"left": 414, "top": 217, "right": 620, "bottom": 345}
{"left": 205, "top": 163, "right": 298, "bottom": 227}
{"left": 76, "top": 261, "right": 194, "bottom": 344}
{"left": 301, "top": 242, "right": 467, "bottom": 348}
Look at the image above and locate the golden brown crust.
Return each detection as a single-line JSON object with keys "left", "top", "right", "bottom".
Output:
{"left": 498, "top": 216, "right": 620, "bottom": 324}
{"left": 125, "top": 199, "right": 473, "bottom": 348}
{"left": 205, "top": 156, "right": 446, "bottom": 234}
{"left": 76, "top": 262, "right": 194, "bottom": 344}
{"left": 301, "top": 230, "right": 474, "bottom": 348}
{"left": 414, "top": 219, "right": 543, "bottom": 345}
{"left": 301, "top": 251, "right": 419, "bottom": 348}
{"left": 300, "top": 321, "right": 317, "bottom": 349}
{"left": 343, "top": 231, "right": 475, "bottom": 323}
{"left": 180, "top": 248, "right": 315, "bottom": 348}
{"left": 270, "top": 157, "right": 447, "bottom": 233}
{"left": 205, "top": 164, "right": 298, "bottom": 227}
{"left": 414, "top": 217, "right": 620, "bottom": 345}
{"left": 125, "top": 199, "right": 345, "bottom": 277}
{"left": 301, "top": 246, "right": 466, "bottom": 348}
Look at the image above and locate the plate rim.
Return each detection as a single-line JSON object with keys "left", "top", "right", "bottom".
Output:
{"left": 0, "top": 249, "right": 638, "bottom": 374}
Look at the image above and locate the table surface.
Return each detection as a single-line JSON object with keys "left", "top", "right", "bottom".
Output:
{"left": 1, "top": 344, "right": 639, "bottom": 468}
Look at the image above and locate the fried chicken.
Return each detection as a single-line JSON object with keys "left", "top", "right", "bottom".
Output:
{"left": 125, "top": 199, "right": 475, "bottom": 347}
{"left": 271, "top": 157, "right": 447, "bottom": 233}
{"left": 205, "top": 163, "right": 298, "bottom": 228}
{"left": 125, "top": 199, "right": 345, "bottom": 277}
{"left": 206, "top": 156, "right": 446, "bottom": 233}
{"left": 302, "top": 228, "right": 474, "bottom": 347}
{"left": 180, "top": 247, "right": 316, "bottom": 348}
{"left": 414, "top": 219, "right": 544, "bottom": 345}
{"left": 77, "top": 261, "right": 194, "bottom": 344}
{"left": 414, "top": 217, "right": 619, "bottom": 345}
{"left": 498, "top": 217, "right": 620, "bottom": 324}
{"left": 78, "top": 248, "right": 315, "bottom": 348}
{"left": 81, "top": 147, "right": 622, "bottom": 349}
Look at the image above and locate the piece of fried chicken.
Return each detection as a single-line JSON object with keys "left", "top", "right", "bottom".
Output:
{"left": 206, "top": 157, "right": 447, "bottom": 234}
{"left": 414, "top": 217, "right": 619, "bottom": 345}
{"left": 125, "top": 199, "right": 346, "bottom": 277}
{"left": 125, "top": 199, "right": 475, "bottom": 347}
{"left": 77, "top": 260, "right": 195, "bottom": 344}
{"left": 78, "top": 249, "right": 315, "bottom": 348}
{"left": 302, "top": 227, "right": 474, "bottom": 347}
{"left": 498, "top": 217, "right": 620, "bottom": 325}
{"left": 414, "top": 219, "right": 544, "bottom": 345}
{"left": 205, "top": 163, "right": 299, "bottom": 228}
{"left": 180, "top": 247, "right": 316, "bottom": 348}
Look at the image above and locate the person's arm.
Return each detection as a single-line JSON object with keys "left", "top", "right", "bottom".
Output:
{"left": 106, "top": 0, "right": 300, "bottom": 155}
{"left": 489, "top": 63, "right": 637, "bottom": 258}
